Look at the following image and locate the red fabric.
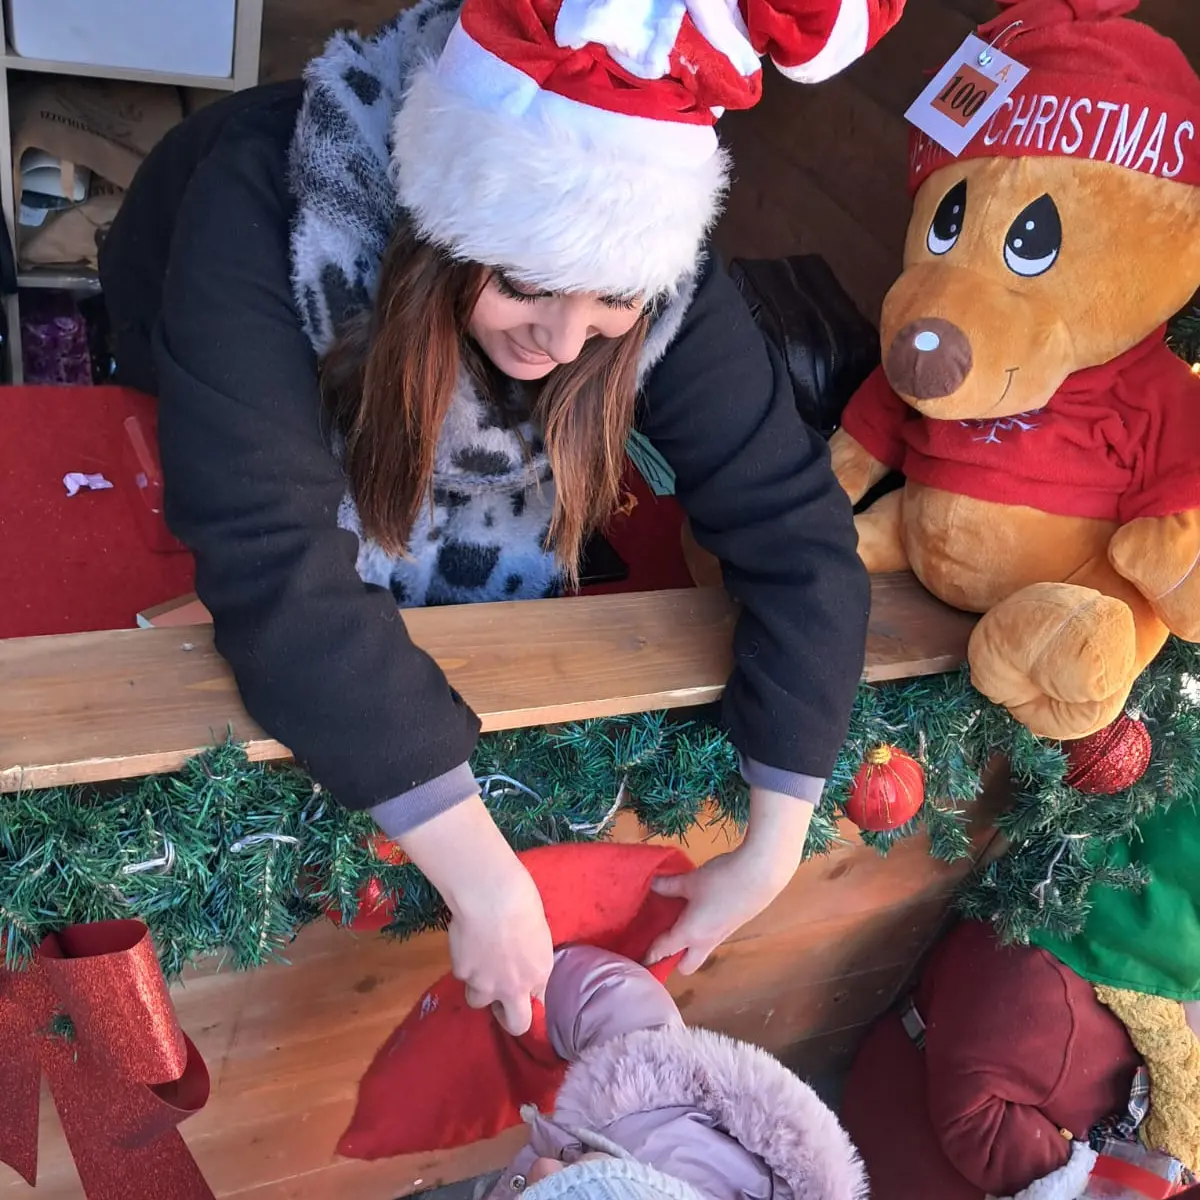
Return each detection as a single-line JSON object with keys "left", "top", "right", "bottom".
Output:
{"left": 461, "top": 0, "right": 906, "bottom": 125}
{"left": 582, "top": 465, "right": 695, "bottom": 597}
{"left": 461, "top": 0, "right": 760, "bottom": 125}
{"left": 909, "top": 0, "right": 1200, "bottom": 192}
{"left": 742, "top": 0, "right": 904, "bottom": 73}
{"left": 841, "top": 920, "right": 1140, "bottom": 1200}
{"left": 840, "top": 1016, "right": 983, "bottom": 1200}
{"left": 337, "top": 842, "right": 693, "bottom": 1161}
{"left": 0, "top": 389, "right": 687, "bottom": 639}
{"left": 0, "top": 387, "right": 195, "bottom": 640}
{"left": 841, "top": 335, "right": 1200, "bottom": 523}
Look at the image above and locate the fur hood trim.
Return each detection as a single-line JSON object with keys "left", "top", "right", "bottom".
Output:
{"left": 989, "top": 1142, "right": 1098, "bottom": 1200}
{"left": 555, "top": 1025, "right": 869, "bottom": 1200}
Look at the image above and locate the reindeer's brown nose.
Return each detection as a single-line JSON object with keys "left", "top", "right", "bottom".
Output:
{"left": 885, "top": 319, "right": 973, "bottom": 400}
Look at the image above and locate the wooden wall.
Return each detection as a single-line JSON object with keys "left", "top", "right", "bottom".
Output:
{"left": 3, "top": 790, "right": 1005, "bottom": 1200}
{"left": 5, "top": 0, "right": 1195, "bottom": 1194}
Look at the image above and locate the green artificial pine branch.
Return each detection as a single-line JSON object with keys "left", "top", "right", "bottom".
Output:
{"left": 1167, "top": 296, "right": 1200, "bottom": 369}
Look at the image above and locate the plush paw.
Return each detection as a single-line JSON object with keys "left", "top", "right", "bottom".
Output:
{"left": 830, "top": 429, "right": 890, "bottom": 507}
{"left": 1109, "top": 512, "right": 1200, "bottom": 642}
{"left": 854, "top": 490, "right": 909, "bottom": 574}
{"left": 680, "top": 519, "right": 723, "bottom": 588}
{"left": 968, "top": 582, "right": 1137, "bottom": 739}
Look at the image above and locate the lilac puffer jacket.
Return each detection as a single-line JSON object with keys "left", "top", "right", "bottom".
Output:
{"left": 488, "top": 946, "right": 868, "bottom": 1200}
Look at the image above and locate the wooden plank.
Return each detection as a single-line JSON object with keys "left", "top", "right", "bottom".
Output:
{"left": 232, "top": 0, "right": 266, "bottom": 90}
{"left": 0, "top": 576, "right": 975, "bottom": 793}
{"left": 0, "top": 53, "right": 240, "bottom": 89}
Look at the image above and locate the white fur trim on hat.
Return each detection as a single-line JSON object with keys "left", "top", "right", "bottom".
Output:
{"left": 774, "top": 0, "right": 869, "bottom": 83}
{"left": 989, "top": 1142, "right": 1099, "bottom": 1200}
{"left": 391, "top": 24, "right": 728, "bottom": 297}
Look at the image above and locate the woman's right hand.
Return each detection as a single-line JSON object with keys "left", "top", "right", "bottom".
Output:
{"left": 397, "top": 794, "right": 554, "bottom": 1036}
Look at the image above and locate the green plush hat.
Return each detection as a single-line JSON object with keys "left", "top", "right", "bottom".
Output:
{"left": 1032, "top": 800, "right": 1200, "bottom": 1002}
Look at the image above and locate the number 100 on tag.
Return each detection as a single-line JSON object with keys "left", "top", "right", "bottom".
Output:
{"left": 934, "top": 64, "right": 992, "bottom": 125}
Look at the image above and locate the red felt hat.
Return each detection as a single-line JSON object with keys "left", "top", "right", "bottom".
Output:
{"left": 909, "top": 0, "right": 1200, "bottom": 193}
{"left": 393, "top": 0, "right": 906, "bottom": 299}
{"left": 337, "top": 842, "right": 694, "bottom": 1161}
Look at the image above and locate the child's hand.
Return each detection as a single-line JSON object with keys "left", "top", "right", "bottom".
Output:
{"left": 644, "top": 787, "right": 813, "bottom": 974}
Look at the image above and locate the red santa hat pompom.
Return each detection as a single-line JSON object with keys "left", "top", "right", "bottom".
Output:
{"left": 393, "top": 0, "right": 906, "bottom": 300}
{"left": 909, "top": 0, "right": 1200, "bottom": 193}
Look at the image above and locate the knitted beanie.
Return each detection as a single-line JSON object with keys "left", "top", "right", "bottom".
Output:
{"left": 524, "top": 1153, "right": 707, "bottom": 1200}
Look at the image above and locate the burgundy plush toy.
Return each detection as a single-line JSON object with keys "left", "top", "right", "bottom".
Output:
{"left": 841, "top": 920, "right": 1143, "bottom": 1199}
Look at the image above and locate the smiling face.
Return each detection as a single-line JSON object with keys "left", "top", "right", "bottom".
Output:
{"left": 882, "top": 155, "right": 1200, "bottom": 420}
{"left": 469, "top": 271, "right": 645, "bottom": 381}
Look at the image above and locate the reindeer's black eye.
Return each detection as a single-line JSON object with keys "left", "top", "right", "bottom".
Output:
{"left": 927, "top": 180, "right": 967, "bottom": 256}
{"left": 1004, "top": 194, "right": 1062, "bottom": 277}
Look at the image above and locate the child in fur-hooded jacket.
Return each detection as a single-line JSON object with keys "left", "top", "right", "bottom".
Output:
{"left": 488, "top": 945, "right": 868, "bottom": 1200}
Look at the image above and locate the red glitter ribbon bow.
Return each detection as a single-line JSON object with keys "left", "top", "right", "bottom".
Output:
{"left": 0, "top": 919, "right": 213, "bottom": 1199}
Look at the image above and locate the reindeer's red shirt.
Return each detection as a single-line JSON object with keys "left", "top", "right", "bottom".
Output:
{"left": 841, "top": 333, "right": 1200, "bottom": 523}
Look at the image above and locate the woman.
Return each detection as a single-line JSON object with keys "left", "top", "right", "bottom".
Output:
{"left": 100, "top": 0, "right": 899, "bottom": 1035}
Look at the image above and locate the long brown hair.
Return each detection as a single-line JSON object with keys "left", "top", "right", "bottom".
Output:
{"left": 320, "top": 225, "right": 650, "bottom": 584}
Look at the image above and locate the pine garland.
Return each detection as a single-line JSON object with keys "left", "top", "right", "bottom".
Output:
{"left": 1167, "top": 295, "right": 1200, "bottom": 369}
{"left": 4, "top": 642, "right": 1199, "bottom": 977}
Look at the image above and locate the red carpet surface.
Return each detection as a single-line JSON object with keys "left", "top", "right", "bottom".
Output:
{"left": 0, "top": 386, "right": 692, "bottom": 641}
{"left": 0, "top": 387, "right": 194, "bottom": 640}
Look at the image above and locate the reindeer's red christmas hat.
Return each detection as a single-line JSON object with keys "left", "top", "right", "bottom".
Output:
{"left": 910, "top": 0, "right": 1200, "bottom": 193}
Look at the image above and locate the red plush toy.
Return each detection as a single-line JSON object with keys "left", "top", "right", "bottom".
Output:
{"left": 337, "top": 841, "right": 693, "bottom": 1160}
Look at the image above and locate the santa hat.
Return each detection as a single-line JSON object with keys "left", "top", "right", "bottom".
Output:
{"left": 393, "top": 0, "right": 905, "bottom": 299}
{"left": 910, "top": 0, "right": 1200, "bottom": 193}
{"left": 337, "top": 842, "right": 693, "bottom": 1160}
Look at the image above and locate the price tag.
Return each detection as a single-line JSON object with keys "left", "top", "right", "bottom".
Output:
{"left": 905, "top": 33, "right": 1028, "bottom": 157}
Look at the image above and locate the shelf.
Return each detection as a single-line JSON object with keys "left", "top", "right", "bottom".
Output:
{"left": 18, "top": 266, "right": 101, "bottom": 292}
{"left": 0, "top": 49, "right": 239, "bottom": 91}
{"left": 0, "top": 0, "right": 263, "bottom": 382}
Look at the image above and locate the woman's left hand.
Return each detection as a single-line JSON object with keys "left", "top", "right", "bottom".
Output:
{"left": 644, "top": 787, "right": 814, "bottom": 975}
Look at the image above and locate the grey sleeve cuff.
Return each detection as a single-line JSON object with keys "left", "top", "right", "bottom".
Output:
{"left": 739, "top": 754, "right": 824, "bottom": 805}
{"left": 368, "top": 762, "right": 480, "bottom": 838}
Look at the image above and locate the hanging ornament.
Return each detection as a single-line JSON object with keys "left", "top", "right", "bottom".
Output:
{"left": 1065, "top": 712, "right": 1151, "bottom": 795}
{"left": 845, "top": 745, "right": 925, "bottom": 832}
{"left": 325, "top": 834, "right": 407, "bottom": 931}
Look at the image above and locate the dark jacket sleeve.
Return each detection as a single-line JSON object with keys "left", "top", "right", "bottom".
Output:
{"left": 151, "top": 98, "right": 480, "bottom": 811}
{"left": 639, "top": 256, "right": 869, "bottom": 780}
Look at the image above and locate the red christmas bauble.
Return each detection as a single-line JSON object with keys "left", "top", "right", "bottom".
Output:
{"left": 845, "top": 745, "right": 926, "bottom": 832}
{"left": 325, "top": 834, "right": 407, "bottom": 930}
{"left": 1065, "top": 713, "right": 1151, "bottom": 795}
